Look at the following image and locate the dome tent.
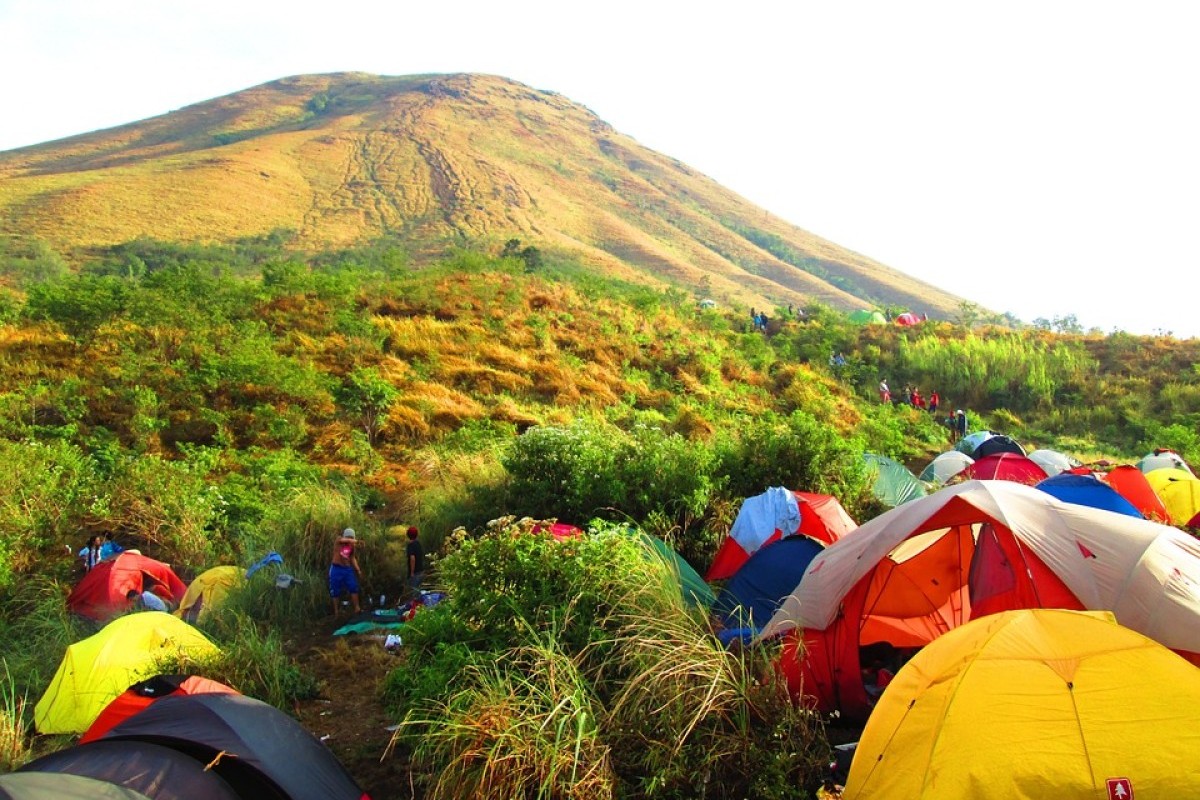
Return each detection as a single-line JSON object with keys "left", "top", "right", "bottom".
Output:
{"left": 706, "top": 489, "right": 855, "bottom": 580}
{"left": 959, "top": 452, "right": 1047, "bottom": 484}
{"left": 0, "top": 772, "right": 154, "bottom": 800}
{"left": 759, "top": 480, "right": 1200, "bottom": 720}
{"left": 20, "top": 739, "right": 241, "bottom": 800}
{"left": 917, "top": 450, "right": 974, "bottom": 486}
{"left": 1036, "top": 473, "right": 1143, "bottom": 518}
{"left": 99, "top": 692, "right": 370, "bottom": 800}
{"left": 863, "top": 453, "right": 927, "bottom": 508}
{"left": 67, "top": 553, "right": 187, "bottom": 622}
{"left": 34, "top": 613, "right": 220, "bottom": 735}
{"left": 844, "top": 609, "right": 1200, "bottom": 798}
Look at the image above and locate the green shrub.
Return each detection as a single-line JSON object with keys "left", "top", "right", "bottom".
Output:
{"left": 502, "top": 421, "right": 625, "bottom": 521}
{"left": 715, "top": 410, "right": 867, "bottom": 503}
{"left": 434, "top": 518, "right": 653, "bottom": 657}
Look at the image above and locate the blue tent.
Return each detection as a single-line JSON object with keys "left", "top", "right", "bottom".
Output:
{"left": 1035, "top": 473, "right": 1143, "bottom": 518}
{"left": 713, "top": 536, "right": 824, "bottom": 631}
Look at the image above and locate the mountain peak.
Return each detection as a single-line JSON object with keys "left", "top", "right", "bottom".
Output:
{"left": 0, "top": 72, "right": 963, "bottom": 316}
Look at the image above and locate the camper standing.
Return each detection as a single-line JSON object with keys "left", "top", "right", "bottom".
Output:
{"left": 955, "top": 409, "right": 968, "bottom": 440}
{"left": 329, "top": 528, "right": 363, "bottom": 615}
{"left": 879, "top": 379, "right": 891, "bottom": 404}
{"left": 406, "top": 526, "right": 425, "bottom": 594}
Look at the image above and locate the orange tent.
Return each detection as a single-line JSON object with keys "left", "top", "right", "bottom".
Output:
{"left": 1102, "top": 464, "right": 1170, "bottom": 522}
{"left": 760, "top": 480, "right": 1200, "bottom": 720}
{"left": 80, "top": 674, "right": 237, "bottom": 743}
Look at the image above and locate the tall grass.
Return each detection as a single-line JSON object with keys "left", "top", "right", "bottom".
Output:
{"left": 397, "top": 632, "right": 615, "bottom": 800}
{"left": 0, "top": 660, "right": 30, "bottom": 771}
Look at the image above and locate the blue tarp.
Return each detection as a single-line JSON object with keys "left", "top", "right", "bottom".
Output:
{"left": 1036, "top": 473, "right": 1143, "bottom": 518}
{"left": 713, "top": 535, "right": 824, "bottom": 631}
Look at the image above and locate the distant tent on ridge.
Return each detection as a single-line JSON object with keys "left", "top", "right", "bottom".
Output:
{"left": 848, "top": 309, "right": 887, "bottom": 325}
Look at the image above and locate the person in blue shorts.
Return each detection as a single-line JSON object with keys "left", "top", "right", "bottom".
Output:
{"left": 329, "top": 528, "right": 363, "bottom": 616}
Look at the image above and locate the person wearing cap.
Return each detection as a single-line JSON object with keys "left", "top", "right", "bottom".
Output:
{"left": 405, "top": 526, "right": 425, "bottom": 595}
{"left": 329, "top": 527, "right": 363, "bottom": 615}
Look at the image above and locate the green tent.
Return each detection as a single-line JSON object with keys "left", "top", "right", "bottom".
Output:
{"left": 863, "top": 453, "right": 928, "bottom": 507}
{"left": 849, "top": 309, "right": 887, "bottom": 325}
{"left": 636, "top": 531, "right": 715, "bottom": 609}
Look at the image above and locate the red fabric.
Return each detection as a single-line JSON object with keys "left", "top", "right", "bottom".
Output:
{"left": 81, "top": 675, "right": 237, "bottom": 743}
{"left": 795, "top": 492, "right": 857, "bottom": 545}
{"left": 894, "top": 312, "right": 921, "bottom": 326}
{"left": 66, "top": 552, "right": 188, "bottom": 621}
{"left": 530, "top": 522, "right": 583, "bottom": 539}
{"left": 1103, "top": 465, "right": 1171, "bottom": 523}
{"left": 961, "top": 453, "right": 1048, "bottom": 484}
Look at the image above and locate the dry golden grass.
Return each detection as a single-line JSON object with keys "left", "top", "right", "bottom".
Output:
{"left": 0, "top": 72, "right": 966, "bottom": 318}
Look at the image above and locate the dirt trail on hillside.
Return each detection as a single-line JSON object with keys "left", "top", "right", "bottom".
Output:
{"left": 289, "top": 622, "right": 418, "bottom": 800}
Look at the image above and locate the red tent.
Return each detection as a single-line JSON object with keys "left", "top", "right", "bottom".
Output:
{"left": 80, "top": 674, "right": 238, "bottom": 744}
{"left": 1103, "top": 464, "right": 1171, "bottom": 523}
{"left": 959, "top": 452, "right": 1048, "bottom": 484}
{"left": 707, "top": 490, "right": 856, "bottom": 580}
{"left": 67, "top": 553, "right": 188, "bottom": 621}
{"left": 894, "top": 312, "right": 921, "bottom": 326}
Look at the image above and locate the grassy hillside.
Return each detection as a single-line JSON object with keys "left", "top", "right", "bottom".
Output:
{"left": 0, "top": 72, "right": 966, "bottom": 319}
{"left": 0, "top": 239, "right": 1197, "bottom": 796}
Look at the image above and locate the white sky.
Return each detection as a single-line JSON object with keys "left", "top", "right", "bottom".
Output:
{"left": 2, "top": 0, "right": 1197, "bottom": 337}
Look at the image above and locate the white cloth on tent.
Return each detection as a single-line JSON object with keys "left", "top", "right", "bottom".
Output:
{"left": 729, "top": 486, "right": 801, "bottom": 554}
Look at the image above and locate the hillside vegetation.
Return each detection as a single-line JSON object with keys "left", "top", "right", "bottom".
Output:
{"left": 0, "top": 72, "right": 966, "bottom": 319}
{"left": 1, "top": 237, "right": 1198, "bottom": 797}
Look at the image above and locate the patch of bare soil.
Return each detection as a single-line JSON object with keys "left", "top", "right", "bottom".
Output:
{"left": 288, "top": 617, "right": 420, "bottom": 800}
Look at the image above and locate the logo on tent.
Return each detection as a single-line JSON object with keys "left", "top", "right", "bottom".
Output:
{"left": 1106, "top": 777, "right": 1133, "bottom": 799}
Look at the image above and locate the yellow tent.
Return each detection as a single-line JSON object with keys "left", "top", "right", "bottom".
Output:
{"left": 1145, "top": 467, "right": 1200, "bottom": 525}
{"left": 34, "top": 611, "right": 220, "bottom": 734}
{"left": 845, "top": 608, "right": 1200, "bottom": 798}
{"left": 176, "top": 565, "right": 242, "bottom": 623}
